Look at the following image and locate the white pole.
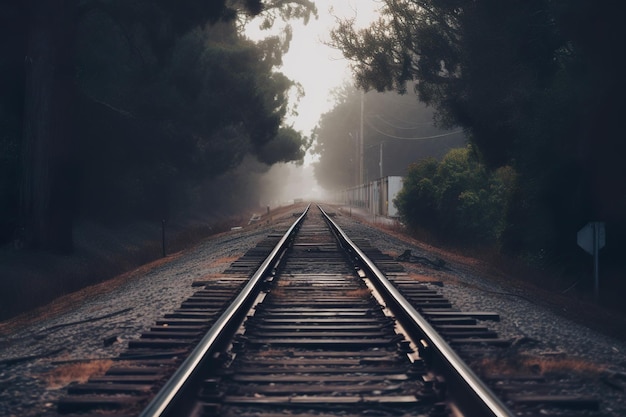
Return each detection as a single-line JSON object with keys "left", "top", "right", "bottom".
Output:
{"left": 593, "top": 222, "right": 600, "bottom": 301}
{"left": 360, "top": 91, "right": 364, "bottom": 185}
{"left": 379, "top": 142, "right": 383, "bottom": 179}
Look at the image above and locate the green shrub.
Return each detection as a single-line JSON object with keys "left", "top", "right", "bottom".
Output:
{"left": 395, "top": 147, "right": 516, "bottom": 246}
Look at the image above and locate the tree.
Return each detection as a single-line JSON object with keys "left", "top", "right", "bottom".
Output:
{"left": 331, "top": 0, "right": 561, "bottom": 166}
{"left": 234, "top": 0, "right": 317, "bottom": 28}
{"left": 19, "top": 0, "right": 80, "bottom": 252}
{"left": 312, "top": 85, "right": 362, "bottom": 190}
{"left": 256, "top": 127, "right": 309, "bottom": 165}
{"left": 9, "top": 0, "right": 315, "bottom": 251}
{"left": 331, "top": 0, "right": 626, "bottom": 265}
{"left": 0, "top": 1, "right": 27, "bottom": 243}
{"left": 16, "top": 0, "right": 244, "bottom": 252}
{"left": 393, "top": 157, "right": 438, "bottom": 225}
{"left": 73, "top": 17, "right": 309, "bottom": 222}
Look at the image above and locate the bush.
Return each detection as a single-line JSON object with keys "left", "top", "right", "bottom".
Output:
{"left": 394, "top": 146, "right": 515, "bottom": 246}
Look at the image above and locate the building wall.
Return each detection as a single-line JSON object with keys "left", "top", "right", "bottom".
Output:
{"left": 335, "top": 176, "right": 404, "bottom": 218}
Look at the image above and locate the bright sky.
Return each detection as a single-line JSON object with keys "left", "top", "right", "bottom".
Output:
{"left": 245, "top": 0, "right": 383, "bottom": 135}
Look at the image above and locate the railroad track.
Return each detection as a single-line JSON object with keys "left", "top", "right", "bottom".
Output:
{"left": 55, "top": 204, "right": 601, "bottom": 417}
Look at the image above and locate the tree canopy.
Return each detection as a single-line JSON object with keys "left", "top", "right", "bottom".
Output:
{"left": 0, "top": 0, "right": 316, "bottom": 250}
{"left": 331, "top": 0, "right": 626, "bottom": 266}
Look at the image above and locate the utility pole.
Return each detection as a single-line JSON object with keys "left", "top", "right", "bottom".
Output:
{"left": 379, "top": 142, "right": 383, "bottom": 179}
{"left": 350, "top": 132, "right": 358, "bottom": 187}
{"left": 360, "top": 91, "right": 364, "bottom": 185}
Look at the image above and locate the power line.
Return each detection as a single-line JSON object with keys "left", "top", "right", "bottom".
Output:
{"left": 365, "top": 118, "right": 463, "bottom": 140}
{"left": 369, "top": 113, "right": 433, "bottom": 130}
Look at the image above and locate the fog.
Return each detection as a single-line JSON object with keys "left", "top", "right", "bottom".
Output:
{"left": 257, "top": 162, "right": 330, "bottom": 207}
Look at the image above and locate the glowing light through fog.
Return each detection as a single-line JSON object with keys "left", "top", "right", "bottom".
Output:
{"left": 245, "top": 1, "right": 382, "bottom": 134}
{"left": 245, "top": 1, "right": 382, "bottom": 204}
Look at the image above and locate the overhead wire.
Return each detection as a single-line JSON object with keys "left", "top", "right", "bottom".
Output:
{"left": 365, "top": 117, "right": 463, "bottom": 140}
{"left": 370, "top": 113, "right": 433, "bottom": 130}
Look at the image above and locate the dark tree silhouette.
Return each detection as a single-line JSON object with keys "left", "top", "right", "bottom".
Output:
{"left": 330, "top": 0, "right": 626, "bottom": 266}
{"left": 3, "top": 0, "right": 316, "bottom": 251}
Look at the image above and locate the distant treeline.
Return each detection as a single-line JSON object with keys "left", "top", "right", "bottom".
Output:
{"left": 322, "top": 1, "right": 626, "bottom": 296}
{"left": 312, "top": 86, "right": 466, "bottom": 190}
{"left": 0, "top": 0, "right": 316, "bottom": 252}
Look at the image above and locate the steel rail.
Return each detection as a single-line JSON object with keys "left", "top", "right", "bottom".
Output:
{"left": 318, "top": 205, "right": 514, "bottom": 417}
{"left": 138, "top": 204, "right": 310, "bottom": 417}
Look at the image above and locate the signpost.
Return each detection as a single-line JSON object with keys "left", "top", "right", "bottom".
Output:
{"left": 577, "top": 222, "right": 605, "bottom": 301}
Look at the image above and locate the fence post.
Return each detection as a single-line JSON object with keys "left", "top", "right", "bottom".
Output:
{"left": 161, "top": 219, "right": 166, "bottom": 257}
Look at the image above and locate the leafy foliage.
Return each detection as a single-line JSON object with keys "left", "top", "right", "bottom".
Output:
{"left": 257, "top": 127, "right": 308, "bottom": 165}
{"left": 72, "top": 12, "right": 308, "bottom": 222}
{"left": 312, "top": 86, "right": 362, "bottom": 190}
{"left": 0, "top": 1, "right": 27, "bottom": 242}
{"left": 0, "top": 0, "right": 315, "bottom": 246}
{"left": 332, "top": 0, "right": 626, "bottom": 268}
{"left": 244, "top": 0, "right": 318, "bottom": 29}
{"left": 395, "top": 147, "right": 515, "bottom": 245}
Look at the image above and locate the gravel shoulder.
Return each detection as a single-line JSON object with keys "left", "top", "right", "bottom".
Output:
{"left": 330, "top": 206, "right": 626, "bottom": 416}
{"left": 2, "top": 203, "right": 626, "bottom": 416}
{"left": 0, "top": 206, "right": 299, "bottom": 417}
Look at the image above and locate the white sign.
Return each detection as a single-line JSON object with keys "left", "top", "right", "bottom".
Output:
{"left": 577, "top": 221, "right": 605, "bottom": 301}
{"left": 577, "top": 222, "right": 605, "bottom": 255}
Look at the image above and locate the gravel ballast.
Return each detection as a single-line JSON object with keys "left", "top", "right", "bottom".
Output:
{"left": 1, "top": 204, "right": 625, "bottom": 416}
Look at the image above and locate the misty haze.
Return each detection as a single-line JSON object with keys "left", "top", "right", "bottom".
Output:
{"left": 1, "top": 1, "right": 626, "bottom": 416}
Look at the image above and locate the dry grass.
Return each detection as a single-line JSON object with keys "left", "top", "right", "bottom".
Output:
{"left": 255, "top": 348, "right": 293, "bottom": 358}
{"left": 269, "top": 288, "right": 287, "bottom": 298}
{"left": 477, "top": 354, "right": 606, "bottom": 377}
{"left": 405, "top": 271, "right": 457, "bottom": 284}
{"left": 208, "top": 256, "right": 240, "bottom": 268}
{"left": 42, "top": 359, "right": 113, "bottom": 389}
{"left": 0, "top": 254, "right": 182, "bottom": 336}
{"left": 0, "top": 204, "right": 294, "bottom": 330}
{"left": 345, "top": 288, "right": 371, "bottom": 298}
{"left": 0, "top": 205, "right": 271, "bottom": 323}
{"left": 338, "top": 204, "right": 626, "bottom": 342}
{"left": 196, "top": 273, "right": 230, "bottom": 281}
{"left": 537, "top": 356, "right": 606, "bottom": 375}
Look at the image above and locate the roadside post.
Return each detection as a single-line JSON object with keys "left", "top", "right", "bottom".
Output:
{"left": 162, "top": 219, "right": 166, "bottom": 257}
{"left": 577, "top": 221, "right": 606, "bottom": 301}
